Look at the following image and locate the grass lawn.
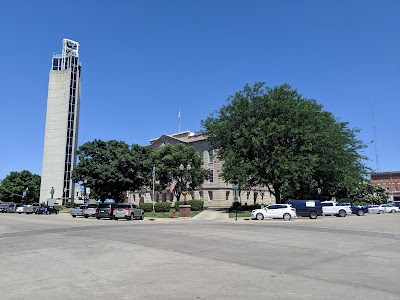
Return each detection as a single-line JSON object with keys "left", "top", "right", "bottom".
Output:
{"left": 145, "top": 210, "right": 202, "bottom": 218}
{"left": 229, "top": 211, "right": 251, "bottom": 218}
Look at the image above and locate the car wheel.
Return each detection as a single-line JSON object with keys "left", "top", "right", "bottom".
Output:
{"left": 140, "top": 214, "right": 144, "bottom": 220}
{"left": 283, "top": 213, "right": 291, "bottom": 221}
{"left": 256, "top": 213, "right": 264, "bottom": 220}
{"left": 84, "top": 215, "right": 89, "bottom": 218}
{"left": 130, "top": 214, "right": 134, "bottom": 220}
{"left": 96, "top": 217, "right": 100, "bottom": 220}
{"left": 72, "top": 215, "right": 76, "bottom": 218}
{"left": 357, "top": 210, "right": 365, "bottom": 216}
{"left": 338, "top": 209, "right": 347, "bottom": 217}
{"left": 390, "top": 209, "right": 396, "bottom": 213}
{"left": 109, "top": 217, "right": 113, "bottom": 220}
{"left": 309, "top": 212, "right": 318, "bottom": 219}
{"left": 114, "top": 217, "right": 118, "bottom": 221}
{"left": 379, "top": 210, "right": 384, "bottom": 214}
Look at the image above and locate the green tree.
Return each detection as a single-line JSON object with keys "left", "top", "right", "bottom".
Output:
{"left": 349, "top": 181, "right": 388, "bottom": 204}
{"left": 0, "top": 170, "right": 41, "bottom": 203}
{"left": 71, "top": 140, "right": 153, "bottom": 203}
{"left": 150, "top": 143, "right": 210, "bottom": 201}
{"left": 202, "top": 82, "right": 368, "bottom": 203}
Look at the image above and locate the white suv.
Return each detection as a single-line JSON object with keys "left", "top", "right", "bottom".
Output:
{"left": 251, "top": 204, "right": 296, "bottom": 221}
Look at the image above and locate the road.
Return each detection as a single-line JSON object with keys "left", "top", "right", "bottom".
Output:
{"left": 0, "top": 212, "right": 399, "bottom": 299}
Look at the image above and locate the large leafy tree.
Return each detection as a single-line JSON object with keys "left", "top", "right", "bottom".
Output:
{"left": 348, "top": 181, "right": 388, "bottom": 204}
{"left": 150, "top": 143, "right": 210, "bottom": 201}
{"left": 202, "top": 82, "right": 368, "bottom": 203}
{"left": 0, "top": 170, "right": 41, "bottom": 203}
{"left": 71, "top": 140, "right": 153, "bottom": 202}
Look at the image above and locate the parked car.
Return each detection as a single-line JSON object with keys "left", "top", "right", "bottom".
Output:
{"left": 95, "top": 203, "right": 117, "bottom": 220}
{"left": 83, "top": 204, "right": 98, "bottom": 218}
{"left": 16, "top": 205, "right": 35, "bottom": 214}
{"left": 380, "top": 204, "right": 400, "bottom": 213}
{"left": 285, "top": 199, "right": 322, "bottom": 219}
{"left": 70, "top": 205, "right": 86, "bottom": 218}
{"left": 113, "top": 204, "right": 144, "bottom": 220}
{"left": 0, "top": 203, "right": 10, "bottom": 213}
{"left": 367, "top": 205, "right": 381, "bottom": 214}
{"left": 6, "top": 203, "right": 22, "bottom": 213}
{"left": 321, "top": 201, "right": 352, "bottom": 217}
{"left": 35, "top": 206, "right": 59, "bottom": 215}
{"left": 251, "top": 204, "right": 296, "bottom": 221}
{"left": 337, "top": 202, "right": 368, "bottom": 216}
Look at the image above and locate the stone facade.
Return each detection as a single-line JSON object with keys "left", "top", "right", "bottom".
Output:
{"left": 371, "top": 171, "right": 400, "bottom": 203}
{"left": 128, "top": 131, "right": 275, "bottom": 208}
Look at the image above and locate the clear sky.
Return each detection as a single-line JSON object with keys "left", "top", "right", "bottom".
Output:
{"left": 0, "top": 0, "right": 399, "bottom": 180}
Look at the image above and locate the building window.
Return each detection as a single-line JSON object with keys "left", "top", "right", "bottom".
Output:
{"left": 209, "top": 170, "right": 214, "bottom": 183}
{"left": 395, "top": 186, "right": 398, "bottom": 192}
{"left": 208, "top": 149, "right": 213, "bottom": 163}
{"left": 386, "top": 187, "right": 390, "bottom": 191}
{"left": 199, "top": 191, "right": 204, "bottom": 200}
{"left": 226, "top": 191, "right": 230, "bottom": 200}
{"left": 208, "top": 191, "right": 213, "bottom": 201}
{"left": 199, "top": 151, "right": 204, "bottom": 164}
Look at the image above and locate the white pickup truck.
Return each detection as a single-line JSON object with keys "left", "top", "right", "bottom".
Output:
{"left": 321, "top": 201, "right": 352, "bottom": 217}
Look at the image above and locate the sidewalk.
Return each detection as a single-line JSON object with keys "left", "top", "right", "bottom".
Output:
{"left": 191, "top": 209, "right": 229, "bottom": 221}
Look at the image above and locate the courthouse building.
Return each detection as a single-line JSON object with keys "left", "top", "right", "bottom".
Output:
{"left": 128, "top": 131, "right": 275, "bottom": 208}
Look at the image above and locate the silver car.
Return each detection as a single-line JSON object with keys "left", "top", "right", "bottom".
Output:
{"left": 83, "top": 203, "right": 98, "bottom": 218}
{"left": 113, "top": 204, "right": 144, "bottom": 220}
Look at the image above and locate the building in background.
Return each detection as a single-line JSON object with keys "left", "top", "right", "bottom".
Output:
{"left": 39, "top": 39, "right": 81, "bottom": 204}
{"left": 371, "top": 171, "right": 400, "bottom": 204}
{"left": 128, "top": 131, "right": 274, "bottom": 208}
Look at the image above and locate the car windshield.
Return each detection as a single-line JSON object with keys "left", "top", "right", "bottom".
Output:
{"left": 87, "top": 204, "right": 97, "bottom": 208}
{"left": 116, "top": 204, "right": 130, "bottom": 208}
{"left": 98, "top": 203, "right": 111, "bottom": 208}
{"left": 337, "top": 203, "right": 350, "bottom": 206}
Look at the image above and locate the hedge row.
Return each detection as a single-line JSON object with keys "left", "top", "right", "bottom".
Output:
{"left": 174, "top": 200, "right": 204, "bottom": 211}
{"left": 154, "top": 202, "right": 172, "bottom": 212}
{"left": 139, "top": 203, "right": 154, "bottom": 212}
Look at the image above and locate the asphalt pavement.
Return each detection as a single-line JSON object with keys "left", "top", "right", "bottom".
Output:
{"left": 0, "top": 212, "right": 399, "bottom": 299}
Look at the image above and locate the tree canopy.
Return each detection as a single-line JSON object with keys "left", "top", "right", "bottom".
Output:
{"left": 150, "top": 143, "right": 210, "bottom": 201}
{"left": 348, "top": 181, "right": 388, "bottom": 205}
{"left": 0, "top": 170, "right": 41, "bottom": 203}
{"left": 202, "top": 82, "right": 368, "bottom": 203}
{"left": 71, "top": 140, "right": 153, "bottom": 202}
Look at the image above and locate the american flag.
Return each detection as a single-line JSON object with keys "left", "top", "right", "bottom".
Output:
{"left": 169, "top": 179, "right": 178, "bottom": 193}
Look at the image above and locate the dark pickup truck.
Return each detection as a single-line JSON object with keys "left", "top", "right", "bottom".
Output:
{"left": 338, "top": 202, "right": 368, "bottom": 216}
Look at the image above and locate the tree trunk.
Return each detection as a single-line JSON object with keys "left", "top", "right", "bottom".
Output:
{"left": 274, "top": 187, "right": 282, "bottom": 204}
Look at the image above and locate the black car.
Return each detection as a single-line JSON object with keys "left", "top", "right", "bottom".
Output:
{"left": 35, "top": 205, "right": 59, "bottom": 215}
{"left": 285, "top": 199, "right": 323, "bottom": 219}
{"left": 95, "top": 203, "right": 116, "bottom": 220}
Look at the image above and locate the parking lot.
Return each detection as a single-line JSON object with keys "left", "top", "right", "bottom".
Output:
{"left": 0, "top": 212, "right": 399, "bottom": 299}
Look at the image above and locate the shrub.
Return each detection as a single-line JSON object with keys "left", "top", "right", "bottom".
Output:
{"left": 65, "top": 201, "right": 75, "bottom": 208}
{"left": 229, "top": 202, "right": 261, "bottom": 212}
{"left": 140, "top": 203, "right": 154, "bottom": 212}
{"left": 338, "top": 198, "right": 353, "bottom": 203}
{"left": 174, "top": 200, "right": 204, "bottom": 211}
{"left": 154, "top": 202, "right": 172, "bottom": 212}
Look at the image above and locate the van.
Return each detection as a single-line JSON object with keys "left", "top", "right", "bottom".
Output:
{"left": 285, "top": 199, "right": 323, "bottom": 219}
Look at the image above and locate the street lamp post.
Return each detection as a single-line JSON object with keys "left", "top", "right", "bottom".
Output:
{"left": 83, "top": 179, "right": 88, "bottom": 205}
{"left": 179, "top": 163, "right": 191, "bottom": 217}
{"left": 25, "top": 187, "right": 29, "bottom": 204}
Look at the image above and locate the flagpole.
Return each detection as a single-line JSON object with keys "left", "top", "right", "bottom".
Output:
{"left": 178, "top": 106, "right": 181, "bottom": 132}
{"left": 152, "top": 165, "right": 155, "bottom": 211}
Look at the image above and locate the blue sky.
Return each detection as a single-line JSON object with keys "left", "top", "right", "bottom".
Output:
{"left": 0, "top": 0, "right": 399, "bottom": 180}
